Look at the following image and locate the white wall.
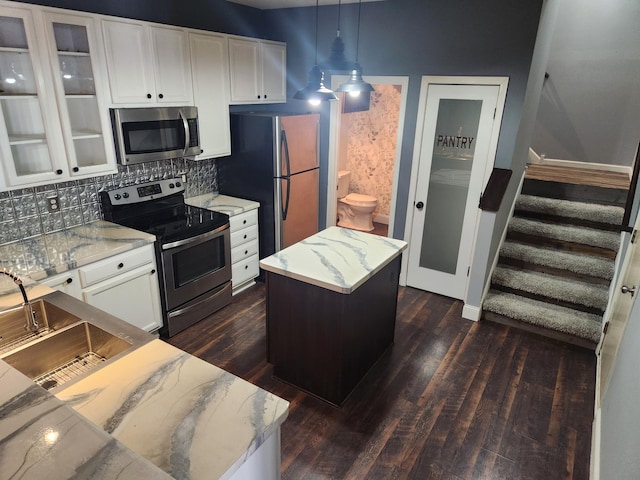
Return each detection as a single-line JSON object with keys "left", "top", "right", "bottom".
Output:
{"left": 532, "top": 0, "right": 640, "bottom": 166}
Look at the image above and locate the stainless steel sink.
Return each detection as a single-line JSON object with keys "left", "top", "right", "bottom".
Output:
{"left": 0, "top": 300, "right": 81, "bottom": 355}
{"left": 3, "top": 321, "right": 133, "bottom": 390}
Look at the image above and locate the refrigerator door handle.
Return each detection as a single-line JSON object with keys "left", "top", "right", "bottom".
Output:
{"left": 281, "top": 129, "right": 291, "bottom": 178}
{"left": 282, "top": 176, "right": 291, "bottom": 221}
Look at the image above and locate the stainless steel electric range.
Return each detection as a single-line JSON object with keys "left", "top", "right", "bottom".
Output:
{"left": 100, "top": 178, "right": 231, "bottom": 337}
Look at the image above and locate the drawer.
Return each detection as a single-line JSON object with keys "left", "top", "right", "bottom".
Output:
{"left": 78, "top": 244, "right": 155, "bottom": 287}
{"left": 231, "top": 224, "right": 258, "bottom": 248}
{"left": 231, "top": 238, "right": 258, "bottom": 264}
{"left": 229, "top": 209, "right": 258, "bottom": 232}
{"left": 232, "top": 254, "right": 259, "bottom": 287}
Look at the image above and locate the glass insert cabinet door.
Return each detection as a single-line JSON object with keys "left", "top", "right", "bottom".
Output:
{"left": 0, "top": 7, "right": 66, "bottom": 187}
{"left": 43, "top": 12, "right": 115, "bottom": 177}
{"left": 407, "top": 83, "right": 500, "bottom": 300}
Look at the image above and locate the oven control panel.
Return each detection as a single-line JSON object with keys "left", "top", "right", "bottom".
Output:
{"left": 102, "top": 178, "right": 185, "bottom": 206}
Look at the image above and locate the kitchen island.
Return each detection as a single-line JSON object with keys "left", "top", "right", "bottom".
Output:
{"left": 260, "top": 227, "right": 407, "bottom": 406}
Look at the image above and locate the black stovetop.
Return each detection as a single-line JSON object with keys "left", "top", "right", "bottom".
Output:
{"left": 100, "top": 181, "right": 229, "bottom": 245}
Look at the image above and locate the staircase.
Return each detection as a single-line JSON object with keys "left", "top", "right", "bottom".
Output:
{"left": 482, "top": 164, "right": 630, "bottom": 349}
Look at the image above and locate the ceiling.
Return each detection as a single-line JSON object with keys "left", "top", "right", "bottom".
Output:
{"left": 226, "top": 0, "right": 383, "bottom": 9}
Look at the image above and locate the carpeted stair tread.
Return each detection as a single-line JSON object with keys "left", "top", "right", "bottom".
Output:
{"left": 492, "top": 266, "right": 608, "bottom": 310}
{"left": 483, "top": 291, "right": 602, "bottom": 343}
{"left": 516, "top": 194, "right": 624, "bottom": 225}
{"left": 500, "top": 241, "right": 615, "bottom": 280}
{"left": 508, "top": 217, "right": 620, "bottom": 251}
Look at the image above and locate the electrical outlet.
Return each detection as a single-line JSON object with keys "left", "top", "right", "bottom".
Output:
{"left": 46, "top": 194, "right": 60, "bottom": 213}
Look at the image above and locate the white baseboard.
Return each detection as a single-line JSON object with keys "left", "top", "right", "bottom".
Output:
{"left": 529, "top": 153, "right": 632, "bottom": 180}
{"left": 462, "top": 303, "right": 481, "bottom": 321}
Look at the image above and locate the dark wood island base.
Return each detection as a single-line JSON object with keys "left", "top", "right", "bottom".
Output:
{"left": 266, "top": 255, "right": 402, "bottom": 406}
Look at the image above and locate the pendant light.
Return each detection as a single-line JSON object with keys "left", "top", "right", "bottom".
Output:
{"left": 323, "top": 0, "right": 352, "bottom": 72}
{"left": 336, "top": 0, "right": 374, "bottom": 97}
{"left": 294, "top": 0, "right": 337, "bottom": 105}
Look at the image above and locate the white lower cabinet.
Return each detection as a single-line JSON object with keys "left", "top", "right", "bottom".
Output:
{"left": 229, "top": 209, "right": 259, "bottom": 294}
{"left": 41, "top": 244, "right": 163, "bottom": 333}
{"left": 39, "top": 270, "right": 82, "bottom": 299}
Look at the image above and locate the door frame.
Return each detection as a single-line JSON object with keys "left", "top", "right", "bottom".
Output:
{"left": 402, "top": 75, "right": 509, "bottom": 295}
{"left": 327, "top": 75, "right": 410, "bottom": 236}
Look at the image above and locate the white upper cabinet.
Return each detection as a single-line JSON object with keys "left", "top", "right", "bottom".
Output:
{"left": 0, "top": 5, "right": 116, "bottom": 189}
{"left": 189, "top": 31, "right": 231, "bottom": 159}
{"left": 41, "top": 12, "right": 116, "bottom": 179}
{"left": 228, "top": 37, "right": 286, "bottom": 104}
{"left": 0, "top": 6, "right": 66, "bottom": 188}
{"left": 102, "top": 19, "right": 193, "bottom": 106}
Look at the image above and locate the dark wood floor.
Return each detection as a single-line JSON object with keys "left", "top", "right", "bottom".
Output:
{"left": 167, "top": 283, "right": 596, "bottom": 480}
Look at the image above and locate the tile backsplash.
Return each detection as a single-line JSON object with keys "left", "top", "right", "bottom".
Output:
{"left": 0, "top": 157, "right": 218, "bottom": 246}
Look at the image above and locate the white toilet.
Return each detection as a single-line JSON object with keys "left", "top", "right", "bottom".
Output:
{"left": 337, "top": 170, "right": 378, "bottom": 232}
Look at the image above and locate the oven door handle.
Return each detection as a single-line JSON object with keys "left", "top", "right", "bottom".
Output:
{"left": 179, "top": 109, "right": 190, "bottom": 156}
{"left": 162, "top": 223, "right": 229, "bottom": 250}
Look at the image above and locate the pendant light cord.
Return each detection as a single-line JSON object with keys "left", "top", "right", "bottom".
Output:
{"left": 314, "top": 0, "right": 319, "bottom": 64}
{"left": 355, "top": 0, "right": 362, "bottom": 63}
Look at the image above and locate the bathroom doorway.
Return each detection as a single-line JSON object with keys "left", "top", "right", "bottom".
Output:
{"left": 327, "top": 76, "right": 409, "bottom": 237}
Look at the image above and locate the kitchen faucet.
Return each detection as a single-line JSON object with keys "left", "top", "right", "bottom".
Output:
{"left": 1, "top": 269, "right": 38, "bottom": 331}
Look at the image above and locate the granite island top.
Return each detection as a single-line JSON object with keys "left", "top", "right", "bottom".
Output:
{"left": 0, "top": 220, "right": 156, "bottom": 289}
{"left": 185, "top": 193, "right": 259, "bottom": 216}
{"left": 259, "top": 226, "right": 408, "bottom": 294}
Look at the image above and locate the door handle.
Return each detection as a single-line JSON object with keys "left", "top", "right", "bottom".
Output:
{"left": 621, "top": 285, "right": 636, "bottom": 296}
{"left": 416, "top": 201, "right": 424, "bottom": 210}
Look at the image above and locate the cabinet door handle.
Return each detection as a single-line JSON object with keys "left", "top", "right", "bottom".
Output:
{"left": 66, "top": 277, "right": 73, "bottom": 284}
{"left": 146, "top": 93, "right": 152, "bottom": 99}
{"left": 56, "top": 169, "right": 63, "bottom": 175}
{"left": 117, "top": 262, "right": 124, "bottom": 269}
{"left": 158, "top": 93, "right": 164, "bottom": 99}
{"left": 72, "top": 167, "right": 79, "bottom": 172}
{"left": 150, "top": 269, "right": 156, "bottom": 275}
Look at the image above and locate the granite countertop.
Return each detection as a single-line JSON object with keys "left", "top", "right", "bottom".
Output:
{"left": 259, "top": 226, "right": 408, "bottom": 294}
{"left": 186, "top": 193, "right": 259, "bottom": 216}
{"left": 0, "top": 359, "right": 172, "bottom": 480}
{"left": 56, "top": 340, "right": 289, "bottom": 480}
{"left": 0, "top": 220, "right": 156, "bottom": 290}
{"left": 0, "top": 288, "right": 290, "bottom": 480}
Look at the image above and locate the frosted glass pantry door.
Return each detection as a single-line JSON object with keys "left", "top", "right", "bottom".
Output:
{"left": 406, "top": 83, "right": 499, "bottom": 300}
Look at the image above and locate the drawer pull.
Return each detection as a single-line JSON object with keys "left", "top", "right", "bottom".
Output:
{"left": 243, "top": 234, "right": 247, "bottom": 239}
{"left": 243, "top": 220, "right": 247, "bottom": 224}
{"left": 151, "top": 269, "right": 156, "bottom": 275}
{"left": 245, "top": 265, "right": 248, "bottom": 270}
{"left": 117, "top": 262, "right": 124, "bottom": 269}
{"left": 66, "top": 278, "right": 73, "bottom": 284}
{"left": 245, "top": 250, "right": 248, "bottom": 255}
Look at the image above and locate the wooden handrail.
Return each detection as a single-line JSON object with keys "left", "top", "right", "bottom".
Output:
{"left": 479, "top": 168, "right": 512, "bottom": 212}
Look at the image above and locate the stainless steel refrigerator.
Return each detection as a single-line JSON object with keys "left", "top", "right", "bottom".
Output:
{"left": 218, "top": 112, "right": 320, "bottom": 259}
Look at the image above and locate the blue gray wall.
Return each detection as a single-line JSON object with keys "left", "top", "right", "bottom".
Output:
{"left": 264, "top": 0, "right": 544, "bottom": 238}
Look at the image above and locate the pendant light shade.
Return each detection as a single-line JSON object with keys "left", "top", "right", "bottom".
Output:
{"left": 322, "top": 0, "right": 353, "bottom": 72}
{"left": 293, "top": 65, "right": 337, "bottom": 104}
{"left": 336, "top": 0, "right": 374, "bottom": 95}
{"left": 336, "top": 63, "right": 374, "bottom": 95}
{"left": 294, "top": 0, "right": 337, "bottom": 104}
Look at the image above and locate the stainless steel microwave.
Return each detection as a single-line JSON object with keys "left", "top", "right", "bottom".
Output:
{"left": 110, "top": 106, "right": 201, "bottom": 165}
